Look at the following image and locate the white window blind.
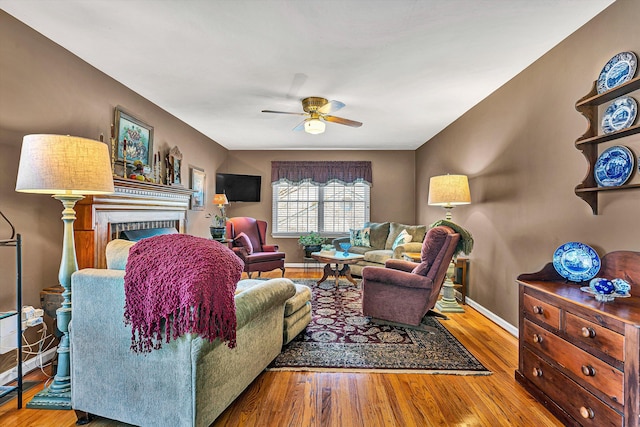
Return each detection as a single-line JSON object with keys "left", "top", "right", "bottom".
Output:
{"left": 272, "top": 180, "right": 370, "bottom": 236}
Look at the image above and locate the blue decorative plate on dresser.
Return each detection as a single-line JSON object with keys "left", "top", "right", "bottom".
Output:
{"left": 602, "top": 96, "right": 637, "bottom": 134}
{"left": 594, "top": 145, "right": 635, "bottom": 187}
{"left": 597, "top": 51, "right": 637, "bottom": 94}
{"left": 552, "top": 242, "right": 600, "bottom": 282}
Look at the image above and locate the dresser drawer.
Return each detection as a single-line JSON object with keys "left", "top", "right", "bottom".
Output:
{"left": 522, "top": 347, "right": 622, "bottom": 427}
{"left": 524, "top": 319, "right": 624, "bottom": 406}
{"left": 565, "top": 312, "right": 624, "bottom": 362}
{"left": 523, "top": 293, "right": 560, "bottom": 329}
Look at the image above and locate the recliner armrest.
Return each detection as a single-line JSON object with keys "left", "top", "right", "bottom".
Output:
{"left": 384, "top": 259, "right": 417, "bottom": 272}
{"left": 362, "top": 265, "right": 433, "bottom": 290}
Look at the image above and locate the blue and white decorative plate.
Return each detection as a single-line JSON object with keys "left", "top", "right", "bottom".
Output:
{"left": 553, "top": 242, "right": 600, "bottom": 282}
{"left": 602, "top": 96, "right": 637, "bottom": 134}
{"left": 597, "top": 51, "right": 637, "bottom": 94}
{"left": 594, "top": 145, "right": 635, "bottom": 187}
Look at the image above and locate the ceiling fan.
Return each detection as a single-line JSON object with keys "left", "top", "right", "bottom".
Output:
{"left": 262, "top": 97, "right": 363, "bottom": 134}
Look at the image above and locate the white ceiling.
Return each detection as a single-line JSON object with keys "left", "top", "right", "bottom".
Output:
{"left": 1, "top": 0, "right": 614, "bottom": 150}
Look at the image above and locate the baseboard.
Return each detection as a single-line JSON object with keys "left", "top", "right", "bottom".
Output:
{"left": 285, "top": 262, "right": 322, "bottom": 269}
{"left": 465, "top": 298, "right": 519, "bottom": 337}
{"left": 0, "top": 347, "right": 57, "bottom": 386}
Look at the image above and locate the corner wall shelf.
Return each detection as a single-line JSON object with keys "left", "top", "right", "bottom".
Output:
{"left": 574, "top": 74, "right": 640, "bottom": 214}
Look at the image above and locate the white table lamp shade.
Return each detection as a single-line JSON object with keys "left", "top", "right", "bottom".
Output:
{"left": 428, "top": 174, "right": 471, "bottom": 207}
{"left": 15, "top": 134, "right": 114, "bottom": 195}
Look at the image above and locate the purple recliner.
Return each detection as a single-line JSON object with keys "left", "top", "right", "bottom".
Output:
{"left": 226, "top": 217, "right": 286, "bottom": 278}
{"left": 361, "top": 225, "right": 460, "bottom": 326}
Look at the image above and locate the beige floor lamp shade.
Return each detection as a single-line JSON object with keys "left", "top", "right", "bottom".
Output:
{"left": 15, "top": 134, "right": 113, "bottom": 410}
{"left": 15, "top": 134, "right": 114, "bottom": 195}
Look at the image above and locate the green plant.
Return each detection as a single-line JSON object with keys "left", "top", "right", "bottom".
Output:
{"left": 298, "top": 231, "right": 325, "bottom": 247}
{"left": 321, "top": 244, "right": 334, "bottom": 251}
{"left": 205, "top": 212, "right": 226, "bottom": 227}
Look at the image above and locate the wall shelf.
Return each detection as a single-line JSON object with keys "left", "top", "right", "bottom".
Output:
{"left": 574, "top": 73, "right": 640, "bottom": 215}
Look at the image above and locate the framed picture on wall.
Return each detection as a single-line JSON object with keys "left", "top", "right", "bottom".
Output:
{"left": 167, "top": 145, "right": 183, "bottom": 186}
{"left": 114, "top": 106, "right": 154, "bottom": 168}
{"left": 190, "top": 167, "right": 205, "bottom": 210}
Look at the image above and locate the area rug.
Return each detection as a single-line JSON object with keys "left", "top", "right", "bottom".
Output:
{"left": 268, "top": 279, "right": 490, "bottom": 375}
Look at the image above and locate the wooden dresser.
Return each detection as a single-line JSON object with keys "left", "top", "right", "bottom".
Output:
{"left": 516, "top": 251, "right": 640, "bottom": 427}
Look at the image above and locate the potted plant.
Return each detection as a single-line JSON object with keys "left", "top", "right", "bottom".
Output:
{"left": 206, "top": 213, "right": 227, "bottom": 240}
{"left": 298, "top": 231, "right": 325, "bottom": 257}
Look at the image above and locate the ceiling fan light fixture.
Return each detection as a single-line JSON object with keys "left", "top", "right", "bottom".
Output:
{"left": 304, "top": 118, "right": 325, "bottom": 134}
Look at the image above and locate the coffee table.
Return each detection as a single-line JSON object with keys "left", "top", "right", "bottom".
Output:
{"left": 310, "top": 251, "right": 365, "bottom": 286}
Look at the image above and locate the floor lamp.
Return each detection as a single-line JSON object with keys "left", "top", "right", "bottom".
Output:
{"left": 15, "top": 135, "right": 114, "bottom": 410}
{"left": 428, "top": 174, "right": 470, "bottom": 313}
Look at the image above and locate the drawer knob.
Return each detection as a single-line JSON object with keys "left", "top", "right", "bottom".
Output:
{"left": 581, "top": 327, "right": 596, "bottom": 338}
{"left": 532, "top": 367, "right": 543, "bottom": 377}
{"left": 532, "top": 305, "right": 544, "bottom": 315}
{"left": 579, "top": 406, "right": 594, "bottom": 419}
{"left": 581, "top": 365, "right": 596, "bottom": 377}
{"left": 532, "top": 334, "right": 543, "bottom": 344}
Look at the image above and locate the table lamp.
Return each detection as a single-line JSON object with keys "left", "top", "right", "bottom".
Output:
{"left": 213, "top": 193, "right": 229, "bottom": 221}
{"left": 428, "top": 174, "right": 471, "bottom": 313}
{"left": 15, "top": 134, "right": 114, "bottom": 409}
{"left": 427, "top": 174, "right": 471, "bottom": 221}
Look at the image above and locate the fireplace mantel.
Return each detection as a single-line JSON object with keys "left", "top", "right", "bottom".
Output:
{"left": 74, "top": 178, "right": 193, "bottom": 269}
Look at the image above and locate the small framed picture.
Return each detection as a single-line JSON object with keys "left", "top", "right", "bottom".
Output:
{"left": 114, "top": 106, "right": 154, "bottom": 168}
{"left": 190, "top": 167, "right": 205, "bottom": 210}
{"left": 167, "top": 145, "right": 183, "bottom": 186}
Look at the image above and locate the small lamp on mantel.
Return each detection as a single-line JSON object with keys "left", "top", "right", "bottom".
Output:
{"left": 15, "top": 134, "right": 114, "bottom": 410}
{"left": 428, "top": 174, "right": 471, "bottom": 220}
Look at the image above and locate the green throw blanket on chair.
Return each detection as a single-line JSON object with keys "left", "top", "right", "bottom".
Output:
{"left": 430, "top": 219, "right": 473, "bottom": 256}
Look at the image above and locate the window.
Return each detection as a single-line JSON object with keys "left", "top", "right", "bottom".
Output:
{"left": 272, "top": 180, "right": 370, "bottom": 236}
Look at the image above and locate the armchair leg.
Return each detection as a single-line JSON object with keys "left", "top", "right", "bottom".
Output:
{"left": 75, "top": 410, "right": 95, "bottom": 425}
{"left": 280, "top": 267, "right": 285, "bottom": 277}
{"left": 247, "top": 272, "right": 253, "bottom": 279}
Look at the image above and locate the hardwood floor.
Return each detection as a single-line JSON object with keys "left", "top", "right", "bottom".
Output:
{"left": 0, "top": 268, "right": 561, "bottom": 426}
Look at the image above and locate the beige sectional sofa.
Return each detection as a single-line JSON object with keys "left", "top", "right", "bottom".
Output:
{"left": 332, "top": 221, "right": 427, "bottom": 276}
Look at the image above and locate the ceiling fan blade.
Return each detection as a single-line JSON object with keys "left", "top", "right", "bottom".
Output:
{"left": 323, "top": 115, "right": 363, "bottom": 127}
{"left": 262, "top": 110, "right": 306, "bottom": 116}
{"left": 317, "top": 100, "right": 345, "bottom": 114}
{"left": 292, "top": 120, "right": 306, "bottom": 131}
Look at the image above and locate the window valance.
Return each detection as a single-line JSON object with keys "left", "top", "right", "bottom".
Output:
{"left": 271, "top": 161, "right": 372, "bottom": 185}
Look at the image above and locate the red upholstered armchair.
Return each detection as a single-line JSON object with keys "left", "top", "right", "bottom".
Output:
{"left": 226, "top": 217, "right": 286, "bottom": 278}
{"left": 361, "top": 225, "right": 460, "bottom": 328}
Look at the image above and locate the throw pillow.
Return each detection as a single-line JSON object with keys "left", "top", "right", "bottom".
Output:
{"left": 391, "top": 229, "right": 412, "bottom": 250}
{"left": 234, "top": 232, "right": 253, "bottom": 254}
{"left": 349, "top": 227, "right": 371, "bottom": 247}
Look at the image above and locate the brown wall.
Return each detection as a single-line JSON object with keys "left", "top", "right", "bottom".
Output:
{"left": 416, "top": 0, "right": 640, "bottom": 326}
{"left": 0, "top": 11, "right": 228, "bottom": 313}
{"left": 222, "top": 150, "right": 416, "bottom": 261}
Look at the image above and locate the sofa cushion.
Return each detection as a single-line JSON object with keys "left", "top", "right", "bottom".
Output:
{"left": 105, "top": 239, "right": 136, "bottom": 270}
{"left": 349, "top": 227, "right": 371, "bottom": 247}
{"left": 234, "top": 232, "right": 253, "bottom": 254}
{"left": 385, "top": 222, "right": 427, "bottom": 250}
{"left": 284, "top": 284, "right": 312, "bottom": 316}
{"left": 391, "top": 229, "right": 413, "bottom": 250}
{"left": 364, "top": 222, "right": 390, "bottom": 249}
{"left": 363, "top": 249, "right": 393, "bottom": 265}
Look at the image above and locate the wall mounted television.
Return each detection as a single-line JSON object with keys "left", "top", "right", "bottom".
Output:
{"left": 215, "top": 173, "right": 261, "bottom": 202}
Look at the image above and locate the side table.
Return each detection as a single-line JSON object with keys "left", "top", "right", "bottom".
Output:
{"left": 402, "top": 252, "right": 469, "bottom": 304}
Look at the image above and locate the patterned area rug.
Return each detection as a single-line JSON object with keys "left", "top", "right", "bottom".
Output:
{"left": 269, "top": 279, "right": 490, "bottom": 375}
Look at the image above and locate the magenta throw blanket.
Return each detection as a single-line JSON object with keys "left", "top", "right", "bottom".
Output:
{"left": 123, "top": 234, "right": 244, "bottom": 353}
